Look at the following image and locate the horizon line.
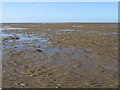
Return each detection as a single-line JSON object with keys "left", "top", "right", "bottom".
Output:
{"left": 1, "top": 21, "right": 118, "bottom": 24}
{"left": 0, "top": 21, "right": 119, "bottom": 23}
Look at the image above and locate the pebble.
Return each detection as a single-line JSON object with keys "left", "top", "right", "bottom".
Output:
{"left": 74, "top": 63, "right": 80, "bottom": 68}
{"left": 33, "top": 49, "right": 43, "bottom": 52}
{"left": 19, "top": 82, "right": 27, "bottom": 87}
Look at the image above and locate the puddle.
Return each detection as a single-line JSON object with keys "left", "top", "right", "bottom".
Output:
{"left": 34, "top": 28, "right": 119, "bottom": 35}
{"left": 1, "top": 26, "right": 28, "bottom": 30}
{"left": 32, "top": 28, "right": 83, "bottom": 32}
{"left": 110, "top": 32, "right": 120, "bottom": 35}
{"left": 83, "top": 48, "right": 93, "bottom": 52}
{"left": 2, "top": 33, "right": 48, "bottom": 41}
{"left": 2, "top": 32, "right": 49, "bottom": 50}
{"left": 31, "top": 25, "right": 41, "bottom": 26}
{"left": 61, "top": 29, "right": 83, "bottom": 31}
{"left": 72, "top": 26, "right": 84, "bottom": 27}
{"left": 2, "top": 25, "right": 118, "bottom": 36}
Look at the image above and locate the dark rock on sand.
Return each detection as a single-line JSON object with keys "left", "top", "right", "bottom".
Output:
{"left": 33, "top": 49, "right": 43, "bottom": 52}
{"left": 4, "top": 36, "right": 19, "bottom": 40}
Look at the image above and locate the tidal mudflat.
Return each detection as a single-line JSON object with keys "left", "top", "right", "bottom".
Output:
{"left": 2, "top": 23, "right": 118, "bottom": 88}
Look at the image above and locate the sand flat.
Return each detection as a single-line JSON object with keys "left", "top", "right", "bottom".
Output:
{"left": 2, "top": 23, "right": 118, "bottom": 88}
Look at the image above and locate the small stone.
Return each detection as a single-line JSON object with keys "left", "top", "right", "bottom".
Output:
{"left": 74, "top": 63, "right": 80, "bottom": 68}
{"left": 29, "top": 74, "right": 34, "bottom": 77}
{"left": 19, "top": 82, "right": 27, "bottom": 87}
{"left": 56, "top": 84, "right": 61, "bottom": 88}
{"left": 90, "top": 81, "right": 97, "bottom": 85}
{"left": 83, "top": 55, "right": 88, "bottom": 59}
{"left": 33, "top": 49, "right": 43, "bottom": 52}
{"left": 12, "top": 36, "right": 19, "bottom": 39}
{"left": 56, "top": 86, "right": 60, "bottom": 88}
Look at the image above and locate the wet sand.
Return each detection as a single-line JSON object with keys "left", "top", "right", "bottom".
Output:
{"left": 2, "top": 23, "right": 118, "bottom": 88}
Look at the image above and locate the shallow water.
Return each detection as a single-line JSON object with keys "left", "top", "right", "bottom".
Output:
{"left": 1, "top": 26, "right": 28, "bottom": 30}
{"left": 2, "top": 25, "right": 119, "bottom": 36}
{"left": 72, "top": 25, "right": 84, "bottom": 27}
{"left": 61, "top": 29, "right": 83, "bottom": 31}
{"left": 2, "top": 33, "right": 48, "bottom": 41}
{"left": 2, "top": 32, "right": 49, "bottom": 50}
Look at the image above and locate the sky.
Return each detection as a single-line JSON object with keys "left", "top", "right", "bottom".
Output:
{"left": 1, "top": 2, "right": 118, "bottom": 23}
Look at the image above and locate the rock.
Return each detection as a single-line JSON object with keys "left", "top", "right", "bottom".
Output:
{"left": 19, "top": 82, "right": 27, "bottom": 87}
{"left": 11, "top": 36, "right": 19, "bottom": 39}
{"left": 33, "top": 49, "right": 43, "bottom": 52}
{"left": 4, "top": 36, "right": 19, "bottom": 40}
{"left": 56, "top": 84, "right": 61, "bottom": 88}
{"left": 83, "top": 55, "right": 88, "bottom": 59}
{"left": 74, "top": 63, "right": 80, "bottom": 68}
{"left": 56, "top": 86, "right": 61, "bottom": 88}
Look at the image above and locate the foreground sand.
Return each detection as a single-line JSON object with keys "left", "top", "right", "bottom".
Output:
{"left": 2, "top": 23, "right": 118, "bottom": 88}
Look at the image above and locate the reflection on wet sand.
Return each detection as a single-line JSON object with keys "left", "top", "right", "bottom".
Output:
{"left": 2, "top": 23, "right": 118, "bottom": 88}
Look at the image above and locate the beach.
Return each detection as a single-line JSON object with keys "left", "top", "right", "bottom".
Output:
{"left": 2, "top": 23, "right": 118, "bottom": 88}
